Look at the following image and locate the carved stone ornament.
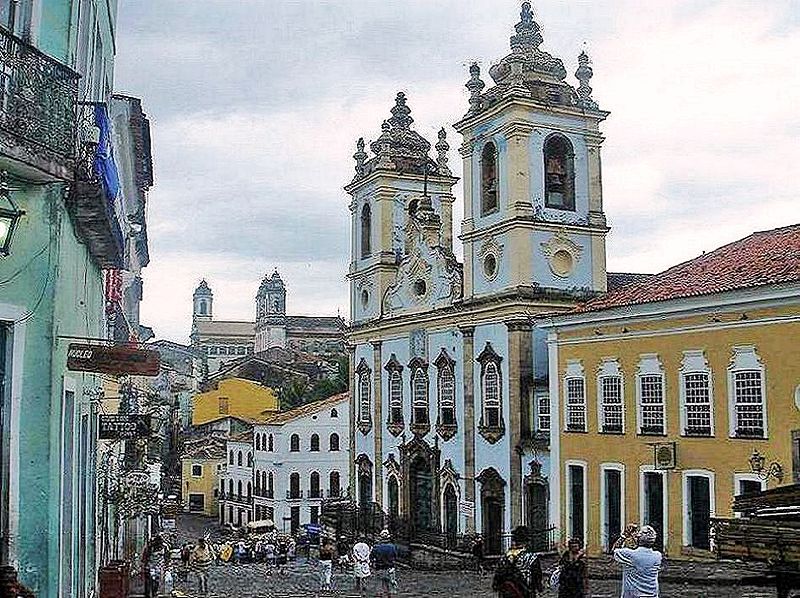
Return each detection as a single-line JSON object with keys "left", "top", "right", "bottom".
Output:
{"left": 478, "top": 237, "right": 505, "bottom": 282}
{"left": 434, "top": 348, "right": 458, "bottom": 441}
{"left": 408, "top": 356, "right": 431, "bottom": 438}
{"left": 384, "top": 354, "right": 405, "bottom": 437}
{"left": 440, "top": 458, "right": 460, "bottom": 490}
{"left": 476, "top": 342, "right": 505, "bottom": 444}
{"left": 355, "top": 358, "right": 373, "bottom": 435}
{"left": 532, "top": 204, "right": 590, "bottom": 226}
{"left": 540, "top": 229, "right": 584, "bottom": 278}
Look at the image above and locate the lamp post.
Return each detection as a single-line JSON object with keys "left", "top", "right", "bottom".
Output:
{"left": 0, "top": 171, "right": 25, "bottom": 257}
{"left": 749, "top": 449, "right": 784, "bottom": 482}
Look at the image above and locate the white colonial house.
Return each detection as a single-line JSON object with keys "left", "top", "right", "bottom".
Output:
{"left": 252, "top": 393, "right": 350, "bottom": 534}
{"left": 219, "top": 431, "right": 254, "bottom": 527}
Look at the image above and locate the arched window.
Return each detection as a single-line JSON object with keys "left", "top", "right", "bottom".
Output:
{"left": 255, "top": 434, "right": 261, "bottom": 451}
{"left": 247, "top": 452, "right": 253, "bottom": 467}
{"left": 237, "top": 480, "right": 242, "bottom": 499}
{"left": 268, "top": 472, "right": 274, "bottom": 498}
{"left": 229, "top": 450, "right": 234, "bottom": 465}
{"left": 268, "top": 434, "right": 274, "bottom": 452}
{"left": 388, "top": 476, "right": 400, "bottom": 518}
{"left": 220, "top": 479, "right": 225, "bottom": 497}
{"left": 310, "top": 434, "right": 320, "bottom": 452}
{"left": 411, "top": 365, "right": 429, "bottom": 425}
{"left": 289, "top": 472, "right": 300, "bottom": 499}
{"left": 329, "top": 433, "right": 340, "bottom": 452}
{"left": 330, "top": 408, "right": 338, "bottom": 418}
{"left": 199, "top": 300, "right": 208, "bottom": 315}
{"left": 329, "top": 471, "right": 341, "bottom": 497}
{"left": 356, "top": 359, "right": 372, "bottom": 428}
{"left": 247, "top": 481, "right": 251, "bottom": 498}
{"left": 255, "top": 470, "right": 261, "bottom": 495}
{"left": 437, "top": 356, "right": 456, "bottom": 427}
{"left": 544, "top": 134, "right": 575, "bottom": 211}
{"left": 228, "top": 479, "right": 233, "bottom": 496}
{"left": 290, "top": 434, "right": 300, "bottom": 452}
{"left": 483, "top": 363, "right": 500, "bottom": 427}
{"left": 360, "top": 204, "right": 372, "bottom": 258}
{"left": 477, "top": 342, "right": 504, "bottom": 443}
{"left": 481, "top": 141, "right": 498, "bottom": 215}
{"left": 390, "top": 371, "right": 403, "bottom": 425}
{"left": 310, "top": 471, "right": 320, "bottom": 498}
{"left": 237, "top": 451, "right": 243, "bottom": 466}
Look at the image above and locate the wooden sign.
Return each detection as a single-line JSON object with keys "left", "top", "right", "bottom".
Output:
{"left": 98, "top": 414, "right": 152, "bottom": 439}
{"left": 67, "top": 343, "right": 160, "bottom": 376}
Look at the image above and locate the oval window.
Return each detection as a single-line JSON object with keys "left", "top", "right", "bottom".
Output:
{"left": 551, "top": 249, "right": 574, "bottom": 277}
{"left": 360, "top": 289, "right": 370, "bottom": 308}
{"left": 483, "top": 254, "right": 498, "bottom": 279}
{"left": 413, "top": 279, "right": 427, "bottom": 297}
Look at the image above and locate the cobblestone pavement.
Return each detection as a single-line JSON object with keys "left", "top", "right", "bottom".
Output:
{"left": 168, "top": 558, "right": 779, "bottom": 598}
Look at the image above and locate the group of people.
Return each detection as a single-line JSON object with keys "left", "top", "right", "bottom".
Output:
{"left": 493, "top": 523, "right": 663, "bottom": 598}
{"left": 318, "top": 529, "right": 399, "bottom": 596}
{"left": 140, "top": 535, "right": 214, "bottom": 597}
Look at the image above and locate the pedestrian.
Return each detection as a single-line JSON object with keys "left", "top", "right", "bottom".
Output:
{"left": 492, "top": 525, "right": 544, "bottom": 598}
{"left": 190, "top": 537, "right": 215, "bottom": 596}
{"left": 141, "top": 534, "right": 169, "bottom": 598}
{"left": 352, "top": 537, "right": 372, "bottom": 594}
{"left": 336, "top": 536, "right": 351, "bottom": 572}
{"left": 612, "top": 525, "right": 663, "bottom": 598}
{"left": 319, "top": 537, "right": 336, "bottom": 592}
{"left": 370, "top": 529, "right": 398, "bottom": 597}
{"left": 264, "top": 538, "right": 276, "bottom": 576}
{"left": 556, "top": 537, "right": 588, "bottom": 598}
{"left": 472, "top": 534, "right": 485, "bottom": 575}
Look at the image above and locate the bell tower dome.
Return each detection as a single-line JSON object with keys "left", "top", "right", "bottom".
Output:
{"left": 193, "top": 279, "right": 213, "bottom": 321}
{"left": 254, "top": 269, "right": 287, "bottom": 352}
{"left": 454, "top": 2, "right": 610, "bottom": 301}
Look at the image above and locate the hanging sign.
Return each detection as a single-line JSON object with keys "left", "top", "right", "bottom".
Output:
{"left": 67, "top": 343, "right": 160, "bottom": 376}
{"left": 98, "top": 414, "right": 152, "bottom": 439}
{"left": 459, "top": 500, "right": 475, "bottom": 517}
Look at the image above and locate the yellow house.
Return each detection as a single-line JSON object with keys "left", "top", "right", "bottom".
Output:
{"left": 192, "top": 377, "right": 279, "bottom": 427}
{"left": 181, "top": 436, "right": 227, "bottom": 517}
{"left": 542, "top": 224, "right": 800, "bottom": 558}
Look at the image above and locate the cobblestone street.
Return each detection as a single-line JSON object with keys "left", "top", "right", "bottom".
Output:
{"left": 168, "top": 558, "right": 780, "bottom": 598}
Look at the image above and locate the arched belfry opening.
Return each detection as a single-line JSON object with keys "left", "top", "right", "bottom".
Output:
{"left": 544, "top": 134, "right": 575, "bottom": 210}
{"left": 480, "top": 141, "right": 498, "bottom": 215}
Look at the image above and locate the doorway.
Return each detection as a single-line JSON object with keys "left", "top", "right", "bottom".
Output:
{"left": 409, "top": 456, "right": 434, "bottom": 532}
{"left": 686, "top": 474, "right": 711, "bottom": 550}
{"left": 567, "top": 464, "right": 585, "bottom": 542}
{"left": 443, "top": 484, "right": 458, "bottom": 541}
{"left": 603, "top": 468, "right": 622, "bottom": 550}
{"left": 525, "top": 482, "right": 548, "bottom": 550}
{"left": 478, "top": 468, "right": 506, "bottom": 555}
{"left": 358, "top": 472, "right": 372, "bottom": 506}
{"left": 643, "top": 471, "right": 665, "bottom": 551}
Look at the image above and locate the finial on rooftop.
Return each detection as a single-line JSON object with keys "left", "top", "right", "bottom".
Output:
{"left": 435, "top": 128, "right": 451, "bottom": 176}
{"left": 575, "top": 50, "right": 597, "bottom": 109}
{"left": 466, "top": 63, "right": 485, "bottom": 113}
{"left": 511, "top": 1, "right": 543, "bottom": 52}
{"left": 388, "top": 92, "right": 413, "bottom": 129}
{"left": 375, "top": 121, "right": 395, "bottom": 169}
{"left": 353, "top": 137, "right": 366, "bottom": 178}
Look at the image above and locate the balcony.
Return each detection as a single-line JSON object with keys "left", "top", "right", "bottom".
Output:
{"left": 0, "top": 26, "right": 79, "bottom": 180}
{"left": 286, "top": 490, "right": 303, "bottom": 500}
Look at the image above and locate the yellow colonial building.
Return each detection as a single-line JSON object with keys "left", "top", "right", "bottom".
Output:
{"left": 181, "top": 436, "right": 227, "bottom": 516}
{"left": 542, "top": 224, "right": 800, "bottom": 558}
{"left": 192, "top": 377, "right": 279, "bottom": 427}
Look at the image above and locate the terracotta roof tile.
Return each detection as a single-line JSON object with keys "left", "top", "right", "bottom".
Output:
{"left": 259, "top": 392, "right": 348, "bottom": 425}
{"left": 578, "top": 224, "right": 800, "bottom": 313}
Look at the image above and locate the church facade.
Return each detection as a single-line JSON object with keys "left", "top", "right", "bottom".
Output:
{"left": 191, "top": 271, "right": 345, "bottom": 374}
{"left": 346, "top": 3, "right": 612, "bottom": 553}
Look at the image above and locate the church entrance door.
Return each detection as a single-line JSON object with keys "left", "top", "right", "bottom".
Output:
{"left": 409, "top": 456, "right": 434, "bottom": 533}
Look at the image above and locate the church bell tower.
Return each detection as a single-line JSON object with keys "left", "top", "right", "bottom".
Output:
{"left": 454, "top": 2, "right": 610, "bottom": 301}
{"left": 254, "top": 269, "right": 287, "bottom": 352}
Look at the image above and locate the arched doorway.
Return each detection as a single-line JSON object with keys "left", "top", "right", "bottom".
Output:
{"left": 388, "top": 476, "right": 400, "bottom": 520}
{"left": 443, "top": 484, "right": 458, "bottom": 541}
{"left": 477, "top": 468, "right": 506, "bottom": 555}
{"left": 524, "top": 461, "right": 549, "bottom": 550}
{"left": 409, "top": 455, "right": 434, "bottom": 532}
{"left": 355, "top": 454, "right": 374, "bottom": 506}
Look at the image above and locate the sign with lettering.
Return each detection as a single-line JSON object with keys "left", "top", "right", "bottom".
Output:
{"left": 98, "top": 414, "right": 152, "bottom": 440}
{"left": 459, "top": 500, "right": 475, "bottom": 517}
{"left": 67, "top": 343, "right": 160, "bottom": 376}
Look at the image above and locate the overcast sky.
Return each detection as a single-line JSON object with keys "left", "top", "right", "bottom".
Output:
{"left": 114, "top": 0, "right": 800, "bottom": 344}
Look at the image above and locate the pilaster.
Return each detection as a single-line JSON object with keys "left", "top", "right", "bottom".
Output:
{"left": 371, "top": 340, "right": 384, "bottom": 506}
{"left": 506, "top": 319, "right": 532, "bottom": 528}
{"left": 348, "top": 343, "right": 356, "bottom": 495}
{"left": 460, "top": 325, "right": 476, "bottom": 532}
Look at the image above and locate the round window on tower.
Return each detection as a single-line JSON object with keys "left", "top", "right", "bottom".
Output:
{"left": 551, "top": 249, "right": 574, "bottom": 278}
{"left": 360, "top": 289, "right": 370, "bottom": 309}
{"left": 483, "top": 254, "right": 498, "bottom": 280}
{"left": 413, "top": 279, "right": 427, "bottom": 297}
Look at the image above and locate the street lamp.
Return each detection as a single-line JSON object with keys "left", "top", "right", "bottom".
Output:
{"left": 0, "top": 171, "right": 25, "bottom": 257}
{"left": 749, "top": 449, "right": 784, "bottom": 482}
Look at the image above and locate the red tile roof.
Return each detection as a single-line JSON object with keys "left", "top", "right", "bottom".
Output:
{"left": 577, "top": 224, "right": 800, "bottom": 313}
{"left": 259, "top": 392, "right": 348, "bottom": 425}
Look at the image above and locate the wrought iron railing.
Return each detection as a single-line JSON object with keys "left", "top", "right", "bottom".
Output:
{"left": 0, "top": 26, "right": 79, "bottom": 159}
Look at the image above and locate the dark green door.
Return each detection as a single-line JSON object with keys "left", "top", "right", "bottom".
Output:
{"left": 605, "top": 469, "right": 622, "bottom": 549}
{"left": 644, "top": 472, "right": 664, "bottom": 551}
{"left": 689, "top": 476, "right": 711, "bottom": 549}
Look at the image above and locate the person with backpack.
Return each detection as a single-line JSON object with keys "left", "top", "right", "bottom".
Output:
{"left": 492, "top": 525, "right": 544, "bottom": 598}
{"left": 370, "top": 530, "right": 398, "bottom": 597}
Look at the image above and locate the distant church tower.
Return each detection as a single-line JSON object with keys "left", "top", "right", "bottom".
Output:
{"left": 193, "top": 279, "right": 213, "bottom": 321}
{"left": 454, "top": 2, "right": 609, "bottom": 299}
{"left": 254, "top": 269, "right": 287, "bottom": 352}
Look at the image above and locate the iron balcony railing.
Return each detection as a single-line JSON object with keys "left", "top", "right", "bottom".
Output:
{"left": 0, "top": 26, "right": 79, "bottom": 161}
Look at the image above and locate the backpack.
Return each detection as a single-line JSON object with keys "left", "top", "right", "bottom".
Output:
{"left": 492, "top": 554, "right": 528, "bottom": 597}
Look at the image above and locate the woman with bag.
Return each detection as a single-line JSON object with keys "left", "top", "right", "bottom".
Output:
{"left": 556, "top": 537, "right": 588, "bottom": 598}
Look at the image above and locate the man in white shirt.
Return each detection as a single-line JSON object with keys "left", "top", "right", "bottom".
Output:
{"left": 612, "top": 525, "right": 662, "bottom": 598}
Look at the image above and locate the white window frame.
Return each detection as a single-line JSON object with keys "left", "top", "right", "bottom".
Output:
{"left": 437, "top": 364, "right": 456, "bottom": 425}
{"left": 358, "top": 370, "right": 371, "bottom": 423}
{"left": 732, "top": 473, "right": 766, "bottom": 517}
{"left": 597, "top": 358, "right": 625, "bottom": 434}
{"left": 727, "top": 346, "right": 767, "bottom": 439}
{"left": 482, "top": 361, "right": 501, "bottom": 427}
{"left": 191, "top": 463, "right": 203, "bottom": 478}
{"left": 563, "top": 359, "right": 586, "bottom": 433}
{"left": 639, "top": 465, "right": 669, "bottom": 553}
{"left": 681, "top": 469, "right": 716, "bottom": 548}
{"left": 536, "top": 392, "right": 550, "bottom": 433}
{"left": 411, "top": 367, "right": 429, "bottom": 425}
{"left": 599, "top": 463, "right": 625, "bottom": 552}
{"left": 564, "top": 460, "right": 588, "bottom": 548}
{"left": 389, "top": 370, "right": 403, "bottom": 423}
{"left": 636, "top": 354, "right": 665, "bottom": 436}
{"left": 679, "top": 350, "right": 715, "bottom": 437}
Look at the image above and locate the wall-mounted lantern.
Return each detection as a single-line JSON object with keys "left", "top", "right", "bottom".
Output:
{"left": 0, "top": 171, "right": 25, "bottom": 257}
{"left": 749, "top": 449, "right": 784, "bottom": 482}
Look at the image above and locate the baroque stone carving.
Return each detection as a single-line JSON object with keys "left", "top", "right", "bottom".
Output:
{"left": 540, "top": 230, "right": 584, "bottom": 278}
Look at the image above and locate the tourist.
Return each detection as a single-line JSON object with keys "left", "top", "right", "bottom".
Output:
{"left": 370, "top": 529, "right": 398, "bottom": 597}
{"left": 492, "top": 525, "right": 544, "bottom": 598}
{"left": 264, "top": 537, "right": 276, "bottom": 576}
{"left": 472, "top": 534, "right": 486, "bottom": 575}
{"left": 557, "top": 537, "right": 588, "bottom": 598}
{"left": 319, "top": 537, "right": 336, "bottom": 591}
{"left": 612, "top": 525, "right": 663, "bottom": 598}
{"left": 190, "top": 537, "right": 214, "bottom": 596}
{"left": 141, "top": 534, "right": 169, "bottom": 598}
{"left": 613, "top": 524, "right": 640, "bottom": 552}
{"left": 352, "top": 537, "right": 372, "bottom": 594}
{"left": 337, "top": 536, "right": 351, "bottom": 572}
